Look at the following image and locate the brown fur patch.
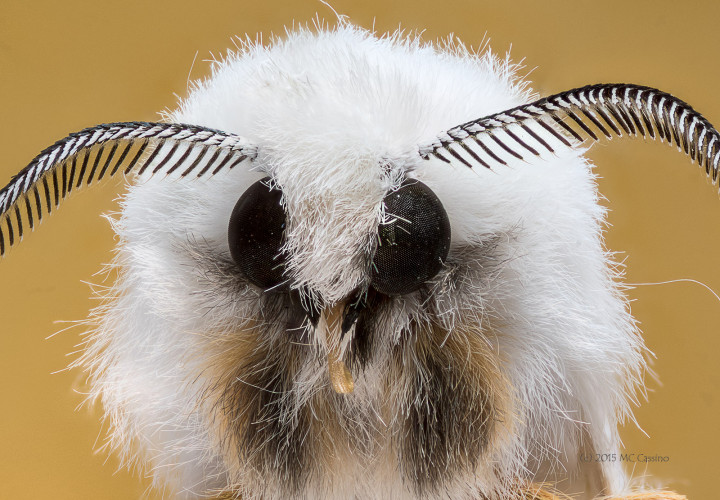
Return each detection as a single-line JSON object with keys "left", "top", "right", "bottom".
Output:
{"left": 198, "top": 292, "right": 515, "bottom": 498}
{"left": 198, "top": 312, "right": 389, "bottom": 497}
{"left": 198, "top": 309, "right": 317, "bottom": 495}
{"left": 394, "top": 319, "right": 513, "bottom": 495}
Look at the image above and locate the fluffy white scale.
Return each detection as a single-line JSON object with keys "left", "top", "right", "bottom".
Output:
{"left": 77, "top": 22, "right": 645, "bottom": 499}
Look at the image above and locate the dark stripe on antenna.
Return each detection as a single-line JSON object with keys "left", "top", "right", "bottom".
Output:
{"left": 144, "top": 142, "right": 178, "bottom": 176}
{"left": 220, "top": 154, "right": 248, "bottom": 173}
{"left": 472, "top": 137, "right": 507, "bottom": 165}
{"left": 87, "top": 145, "right": 104, "bottom": 184}
{"left": 595, "top": 106, "right": 624, "bottom": 136}
{"left": 61, "top": 162, "right": 68, "bottom": 199}
{"left": 432, "top": 149, "right": 453, "bottom": 163}
{"left": 14, "top": 206, "right": 22, "bottom": 240}
{"left": 25, "top": 196, "right": 33, "bottom": 230}
{"left": 505, "top": 129, "right": 540, "bottom": 156}
{"left": 456, "top": 141, "right": 491, "bottom": 168}
{"left": 76, "top": 150, "right": 90, "bottom": 189}
{"left": 536, "top": 119, "right": 570, "bottom": 147}
{"left": 52, "top": 169, "right": 60, "bottom": 207}
{"left": 33, "top": 187, "right": 42, "bottom": 222}
{"left": 193, "top": 147, "right": 221, "bottom": 177}
{"left": 520, "top": 123, "right": 555, "bottom": 152}
{"left": 444, "top": 145, "right": 474, "bottom": 168}
{"left": 620, "top": 101, "right": 645, "bottom": 137}
{"left": 565, "top": 110, "right": 599, "bottom": 141}
{"left": 6, "top": 216, "right": 14, "bottom": 246}
{"left": 550, "top": 113, "right": 584, "bottom": 142}
{"left": 649, "top": 95, "right": 669, "bottom": 142}
{"left": 638, "top": 100, "right": 657, "bottom": 139}
{"left": 666, "top": 106, "right": 682, "bottom": 148}
{"left": 165, "top": 143, "right": 195, "bottom": 176}
{"left": 42, "top": 177, "right": 52, "bottom": 214}
{"left": 124, "top": 140, "right": 149, "bottom": 175}
{"left": 679, "top": 112, "right": 691, "bottom": 155}
{"left": 489, "top": 134, "right": 523, "bottom": 160}
{"left": 110, "top": 141, "right": 133, "bottom": 177}
{"left": 608, "top": 102, "right": 634, "bottom": 135}
{"left": 135, "top": 142, "right": 162, "bottom": 176}
{"left": 579, "top": 108, "right": 612, "bottom": 139}
{"left": 67, "top": 157, "right": 77, "bottom": 195}
{"left": 97, "top": 141, "right": 120, "bottom": 181}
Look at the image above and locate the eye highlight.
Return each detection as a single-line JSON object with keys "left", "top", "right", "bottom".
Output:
{"left": 228, "top": 177, "right": 287, "bottom": 289}
{"left": 371, "top": 179, "right": 451, "bottom": 296}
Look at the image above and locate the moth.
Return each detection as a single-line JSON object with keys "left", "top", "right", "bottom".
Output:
{"left": 0, "top": 21, "right": 707, "bottom": 500}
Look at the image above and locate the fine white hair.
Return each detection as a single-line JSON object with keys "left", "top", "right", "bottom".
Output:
{"left": 69, "top": 22, "right": 645, "bottom": 499}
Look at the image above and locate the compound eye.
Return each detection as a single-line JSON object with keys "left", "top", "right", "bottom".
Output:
{"left": 371, "top": 179, "right": 451, "bottom": 296}
{"left": 228, "top": 177, "right": 287, "bottom": 289}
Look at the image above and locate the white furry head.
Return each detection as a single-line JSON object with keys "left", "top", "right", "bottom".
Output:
{"left": 7, "top": 19, "right": 687, "bottom": 500}
{"left": 71, "top": 23, "right": 643, "bottom": 499}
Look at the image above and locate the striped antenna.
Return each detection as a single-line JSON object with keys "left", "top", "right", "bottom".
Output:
{"left": 0, "top": 122, "right": 256, "bottom": 256}
{"left": 419, "top": 83, "right": 720, "bottom": 178}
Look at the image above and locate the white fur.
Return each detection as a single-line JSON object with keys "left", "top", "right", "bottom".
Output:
{"left": 77, "top": 21, "right": 645, "bottom": 499}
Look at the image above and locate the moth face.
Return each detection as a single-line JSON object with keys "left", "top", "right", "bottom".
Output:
{"left": 2, "top": 21, "right": 713, "bottom": 500}
{"left": 114, "top": 116, "right": 608, "bottom": 498}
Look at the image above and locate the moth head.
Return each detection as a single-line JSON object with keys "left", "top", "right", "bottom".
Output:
{"left": 2, "top": 25, "right": 717, "bottom": 499}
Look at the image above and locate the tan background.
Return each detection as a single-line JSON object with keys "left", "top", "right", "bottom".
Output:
{"left": 0, "top": 1, "right": 718, "bottom": 498}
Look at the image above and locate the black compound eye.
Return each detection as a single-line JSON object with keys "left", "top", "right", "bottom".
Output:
{"left": 371, "top": 179, "right": 451, "bottom": 296}
{"left": 228, "top": 177, "right": 287, "bottom": 289}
